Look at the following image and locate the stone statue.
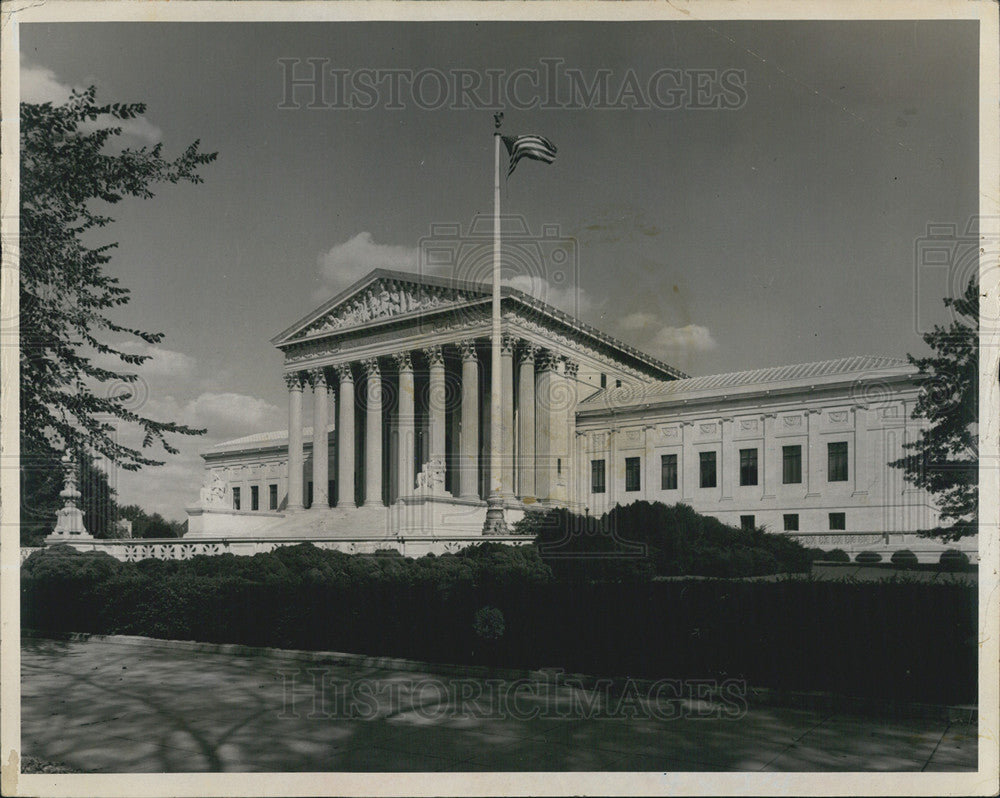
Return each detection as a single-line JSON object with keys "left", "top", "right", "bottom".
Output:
{"left": 199, "top": 470, "right": 228, "bottom": 508}
{"left": 414, "top": 458, "right": 447, "bottom": 496}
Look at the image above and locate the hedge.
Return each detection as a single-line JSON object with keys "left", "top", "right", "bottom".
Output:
{"left": 21, "top": 542, "right": 977, "bottom": 704}
{"left": 518, "top": 501, "right": 812, "bottom": 580}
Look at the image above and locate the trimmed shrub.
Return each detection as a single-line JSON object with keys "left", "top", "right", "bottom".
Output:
{"left": 890, "top": 549, "right": 919, "bottom": 568}
{"left": 473, "top": 605, "right": 505, "bottom": 640}
{"left": 821, "top": 548, "right": 851, "bottom": 563}
{"left": 20, "top": 543, "right": 978, "bottom": 704}
{"left": 805, "top": 547, "right": 827, "bottom": 562}
{"left": 940, "top": 549, "right": 971, "bottom": 571}
{"left": 521, "top": 501, "right": 810, "bottom": 580}
{"left": 855, "top": 550, "right": 883, "bottom": 564}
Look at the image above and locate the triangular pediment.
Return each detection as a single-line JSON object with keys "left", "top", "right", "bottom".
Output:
{"left": 272, "top": 270, "right": 490, "bottom": 346}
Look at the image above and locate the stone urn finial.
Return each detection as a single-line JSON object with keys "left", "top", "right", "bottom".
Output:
{"left": 50, "top": 450, "right": 91, "bottom": 539}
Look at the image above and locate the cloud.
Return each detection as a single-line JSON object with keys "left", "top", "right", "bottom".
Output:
{"left": 650, "top": 324, "right": 718, "bottom": 354}
{"left": 20, "top": 59, "right": 79, "bottom": 105}
{"left": 620, "top": 311, "right": 660, "bottom": 331}
{"left": 20, "top": 56, "right": 162, "bottom": 145}
{"left": 181, "top": 392, "right": 284, "bottom": 435}
{"left": 105, "top": 341, "right": 198, "bottom": 382}
{"left": 505, "top": 273, "right": 592, "bottom": 317}
{"left": 616, "top": 313, "right": 718, "bottom": 360}
{"left": 316, "top": 232, "right": 419, "bottom": 298}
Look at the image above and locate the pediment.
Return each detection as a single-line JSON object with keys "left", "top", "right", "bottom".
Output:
{"left": 276, "top": 271, "right": 488, "bottom": 345}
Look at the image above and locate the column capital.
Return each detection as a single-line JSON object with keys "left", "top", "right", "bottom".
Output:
{"left": 362, "top": 357, "right": 381, "bottom": 377}
{"left": 307, "top": 367, "right": 328, "bottom": 390}
{"left": 763, "top": 412, "right": 777, "bottom": 420}
{"left": 518, "top": 343, "right": 538, "bottom": 365}
{"left": 284, "top": 372, "right": 304, "bottom": 392}
{"left": 458, "top": 339, "right": 478, "bottom": 362}
{"left": 422, "top": 344, "right": 444, "bottom": 366}
{"left": 392, "top": 351, "right": 413, "bottom": 371}
{"left": 563, "top": 359, "right": 580, "bottom": 378}
{"left": 537, "top": 349, "right": 561, "bottom": 373}
{"left": 806, "top": 408, "right": 822, "bottom": 416}
{"left": 500, "top": 333, "right": 517, "bottom": 355}
{"left": 334, "top": 363, "right": 354, "bottom": 383}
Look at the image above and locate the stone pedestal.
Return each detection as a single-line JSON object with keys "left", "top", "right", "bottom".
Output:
{"left": 47, "top": 452, "right": 92, "bottom": 541}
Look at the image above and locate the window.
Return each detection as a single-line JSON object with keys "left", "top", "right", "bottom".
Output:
{"left": 269, "top": 484, "right": 278, "bottom": 510}
{"left": 699, "top": 451, "right": 717, "bottom": 488}
{"left": 250, "top": 485, "right": 259, "bottom": 511}
{"left": 232, "top": 487, "right": 241, "bottom": 511}
{"left": 740, "top": 515, "right": 755, "bottom": 531}
{"left": 307, "top": 481, "right": 313, "bottom": 508}
{"left": 625, "top": 457, "right": 641, "bottom": 492}
{"left": 829, "top": 512, "right": 846, "bottom": 530}
{"left": 557, "top": 458, "right": 562, "bottom": 475}
{"left": 782, "top": 445, "right": 802, "bottom": 484}
{"left": 600, "top": 373, "right": 607, "bottom": 389}
{"left": 660, "top": 454, "right": 678, "bottom": 490}
{"left": 828, "top": 441, "right": 848, "bottom": 482}
{"left": 783, "top": 513, "right": 799, "bottom": 531}
{"left": 615, "top": 378, "right": 622, "bottom": 388}
{"left": 739, "top": 448, "right": 758, "bottom": 486}
{"left": 591, "top": 459, "right": 606, "bottom": 494}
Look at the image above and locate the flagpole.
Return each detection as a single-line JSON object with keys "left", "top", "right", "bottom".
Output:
{"left": 483, "top": 121, "right": 507, "bottom": 534}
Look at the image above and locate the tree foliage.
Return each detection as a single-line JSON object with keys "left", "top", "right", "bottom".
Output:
{"left": 891, "top": 276, "right": 978, "bottom": 541}
{"left": 19, "top": 87, "right": 217, "bottom": 470}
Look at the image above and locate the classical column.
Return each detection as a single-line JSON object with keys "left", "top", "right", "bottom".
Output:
{"left": 458, "top": 340, "right": 480, "bottom": 500}
{"left": 680, "top": 420, "right": 694, "bottom": 502}
{"left": 643, "top": 424, "right": 655, "bottom": 501}
{"left": 805, "top": 408, "right": 821, "bottom": 497}
{"left": 720, "top": 416, "right": 734, "bottom": 501}
{"left": 852, "top": 406, "right": 869, "bottom": 496}
{"left": 534, "top": 350, "right": 560, "bottom": 502}
{"left": 334, "top": 363, "right": 356, "bottom": 509}
{"left": 362, "top": 357, "right": 383, "bottom": 507}
{"left": 285, "top": 372, "right": 304, "bottom": 511}
{"left": 394, "top": 351, "right": 415, "bottom": 499}
{"left": 761, "top": 413, "right": 776, "bottom": 499}
{"left": 559, "top": 359, "right": 579, "bottom": 503}
{"left": 517, "top": 344, "right": 537, "bottom": 500}
{"left": 309, "top": 368, "right": 330, "bottom": 510}
{"left": 424, "top": 345, "right": 446, "bottom": 462}
{"left": 500, "top": 334, "right": 516, "bottom": 498}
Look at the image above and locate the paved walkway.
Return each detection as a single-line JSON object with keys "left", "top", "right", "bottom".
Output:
{"left": 21, "top": 637, "right": 977, "bottom": 773}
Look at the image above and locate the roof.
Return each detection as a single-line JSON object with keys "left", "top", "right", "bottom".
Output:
{"left": 205, "top": 425, "right": 335, "bottom": 456}
{"left": 578, "top": 355, "right": 915, "bottom": 411}
{"left": 271, "top": 268, "right": 687, "bottom": 381}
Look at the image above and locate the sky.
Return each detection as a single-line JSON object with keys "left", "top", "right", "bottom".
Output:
{"left": 19, "top": 20, "right": 979, "bottom": 520}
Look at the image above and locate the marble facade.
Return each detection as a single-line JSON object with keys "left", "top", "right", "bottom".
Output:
{"left": 186, "top": 269, "right": 949, "bottom": 546}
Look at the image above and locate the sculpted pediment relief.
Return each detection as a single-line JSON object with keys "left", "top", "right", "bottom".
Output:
{"left": 292, "top": 279, "right": 483, "bottom": 340}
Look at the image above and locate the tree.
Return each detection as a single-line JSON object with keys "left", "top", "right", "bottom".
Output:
{"left": 118, "top": 505, "right": 182, "bottom": 539}
{"left": 19, "top": 87, "right": 216, "bottom": 477}
{"left": 891, "top": 276, "right": 978, "bottom": 541}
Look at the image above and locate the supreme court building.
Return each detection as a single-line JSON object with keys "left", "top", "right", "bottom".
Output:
{"left": 179, "top": 266, "right": 958, "bottom": 559}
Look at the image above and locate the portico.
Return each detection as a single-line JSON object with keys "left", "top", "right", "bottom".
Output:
{"left": 280, "top": 338, "right": 581, "bottom": 511}
{"left": 186, "top": 269, "right": 681, "bottom": 538}
{"left": 266, "top": 270, "right": 679, "bottom": 522}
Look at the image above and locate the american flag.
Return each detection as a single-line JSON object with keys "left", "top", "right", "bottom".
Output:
{"left": 501, "top": 134, "right": 557, "bottom": 178}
